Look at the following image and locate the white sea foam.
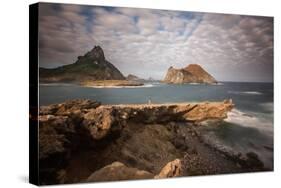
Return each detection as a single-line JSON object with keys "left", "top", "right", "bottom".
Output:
{"left": 222, "top": 108, "right": 273, "bottom": 168}
{"left": 225, "top": 108, "right": 273, "bottom": 136}
{"left": 228, "top": 91, "right": 263, "bottom": 95}
{"left": 188, "top": 83, "right": 200, "bottom": 85}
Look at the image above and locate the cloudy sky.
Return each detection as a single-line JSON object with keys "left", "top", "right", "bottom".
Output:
{"left": 39, "top": 3, "right": 273, "bottom": 82}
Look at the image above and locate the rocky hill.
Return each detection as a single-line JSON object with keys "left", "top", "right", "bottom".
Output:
{"left": 163, "top": 64, "right": 217, "bottom": 84}
{"left": 126, "top": 74, "right": 145, "bottom": 81}
{"left": 39, "top": 46, "right": 125, "bottom": 83}
{"left": 126, "top": 74, "right": 140, "bottom": 81}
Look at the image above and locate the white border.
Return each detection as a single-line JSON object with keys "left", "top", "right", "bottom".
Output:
{"left": 0, "top": 0, "right": 279, "bottom": 187}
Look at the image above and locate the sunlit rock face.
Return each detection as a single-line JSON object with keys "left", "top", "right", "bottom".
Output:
{"left": 163, "top": 64, "right": 217, "bottom": 84}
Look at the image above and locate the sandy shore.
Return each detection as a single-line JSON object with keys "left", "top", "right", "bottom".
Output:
{"left": 81, "top": 80, "right": 144, "bottom": 88}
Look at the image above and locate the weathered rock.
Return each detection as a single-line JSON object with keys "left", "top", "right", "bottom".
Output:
{"left": 83, "top": 107, "right": 114, "bottom": 140}
{"left": 40, "top": 99, "right": 100, "bottom": 116}
{"left": 163, "top": 64, "right": 217, "bottom": 84}
{"left": 37, "top": 99, "right": 239, "bottom": 184}
{"left": 155, "top": 159, "right": 182, "bottom": 178}
{"left": 183, "top": 99, "right": 234, "bottom": 122}
{"left": 39, "top": 115, "right": 73, "bottom": 160}
{"left": 238, "top": 152, "right": 264, "bottom": 170}
{"left": 110, "top": 99, "right": 234, "bottom": 124}
{"left": 118, "top": 123, "right": 181, "bottom": 174}
{"left": 86, "top": 162, "right": 153, "bottom": 182}
{"left": 39, "top": 115, "right": 78, "bottom": 185}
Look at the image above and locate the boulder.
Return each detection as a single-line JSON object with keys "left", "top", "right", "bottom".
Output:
{"left": 86, "top": 162, "right": 153, "bottom": 182}
{"left": 83, "top": 107, "right": 114, "bottom": 140}
{"left": 155, "top": 159, "right": 182, "bottom": 178}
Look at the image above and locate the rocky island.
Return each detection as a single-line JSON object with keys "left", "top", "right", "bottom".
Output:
{"left": 38, "top": 99, "right": 266, "bottom": 185}
{"left": 163, "top": 64, "right": 217, "bottom": 84}
{"left": 39, "top": 46, "right": 144, "bottom": 87}
{"left": 126, "top": 74, "right": 145, "bottom": 81}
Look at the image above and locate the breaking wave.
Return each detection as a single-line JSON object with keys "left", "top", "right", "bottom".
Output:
{"left": 201, "top": 108, "right": 273, "bottom": 168}
{"left": 225, "top": 108, "right": 273, "bottom": 136}
{"left": 228, "top": 91, "right": 263, "bottom": 95}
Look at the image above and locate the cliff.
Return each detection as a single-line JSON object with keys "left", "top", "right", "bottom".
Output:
{"left": 37, "top": 99, "right": 265, "bottom": 185}
{"left": 163, "top": 64, "right": 217, "bottom": 84}
{"left": 39, "top": 46, "right": 125, "bottom": 83}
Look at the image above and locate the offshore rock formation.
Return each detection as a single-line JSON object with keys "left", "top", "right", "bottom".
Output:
{"left": 163, "top": 64, "right": 217, "bottom": 84}
{"left": 39, "top": 46, "right": 125, "bottom": 83}
{"left": 37, "top": 99, "right": 266, "bottom": 185}
{"left": 126, "top": 74, "right": 141, "bottom": 81}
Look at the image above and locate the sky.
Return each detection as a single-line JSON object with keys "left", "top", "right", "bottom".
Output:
{"left": 38, "top": 3, "right": 273, "bottom": 82}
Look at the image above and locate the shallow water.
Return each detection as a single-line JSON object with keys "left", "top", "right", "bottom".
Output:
{"left": 39, "top": 81, "right": 273, "bottom": 169}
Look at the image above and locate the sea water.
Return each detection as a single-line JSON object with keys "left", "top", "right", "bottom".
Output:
{"left": 39, "top": 82, "right": 273, "bottom": 169}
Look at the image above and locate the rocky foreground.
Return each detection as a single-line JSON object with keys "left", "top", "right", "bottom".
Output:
{"left": 38, "top": 99, "right": 266, "bottom": 185}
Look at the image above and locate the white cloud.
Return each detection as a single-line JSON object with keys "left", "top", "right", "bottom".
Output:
{"left": 39, "top": 3, "right": 273, "bottom": 82}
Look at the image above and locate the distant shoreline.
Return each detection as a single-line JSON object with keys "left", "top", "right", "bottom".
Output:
{"left": 39, "top": 80, "right": 227, "bottom": 88}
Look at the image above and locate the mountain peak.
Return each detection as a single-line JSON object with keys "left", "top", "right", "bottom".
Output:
{"left": 87, "top": 45, "right": 105, "bottom": 60}
{"left": 40, "top": 46, "right": 125, "bottom": 83}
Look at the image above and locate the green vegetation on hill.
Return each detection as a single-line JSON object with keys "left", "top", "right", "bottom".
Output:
{"left": 39, "top": 46, "right": 125, "bottom": 83}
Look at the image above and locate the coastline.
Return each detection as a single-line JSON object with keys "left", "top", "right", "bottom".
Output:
{"left": 39, "top": 81, "right": 225, "bottom": 89}
{"left": 37, "top": 99, "right": 269, "bottom": 185}
{"left": 80, "top": 80, "right": 144, "bottom": 87}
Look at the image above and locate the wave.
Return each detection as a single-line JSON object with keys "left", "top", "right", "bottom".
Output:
{"left": 202, "top": 108, "right": 273, "bottom": 169}
{"left": 225, "top": 108, "right": 273, "bottom": 136}
{"left": 228, "top": 91, "right": 263, "bottom": 95}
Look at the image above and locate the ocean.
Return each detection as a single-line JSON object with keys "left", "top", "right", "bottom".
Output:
{"left": 39, "top": 82, "right": 273, "bottom": 169}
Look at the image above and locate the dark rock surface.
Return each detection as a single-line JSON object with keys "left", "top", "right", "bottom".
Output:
{"left": 86, "top": 162, "right": 154, "bottom": 182}
{"left": 37, "top": 99, "right": 267, "bottom": 185}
